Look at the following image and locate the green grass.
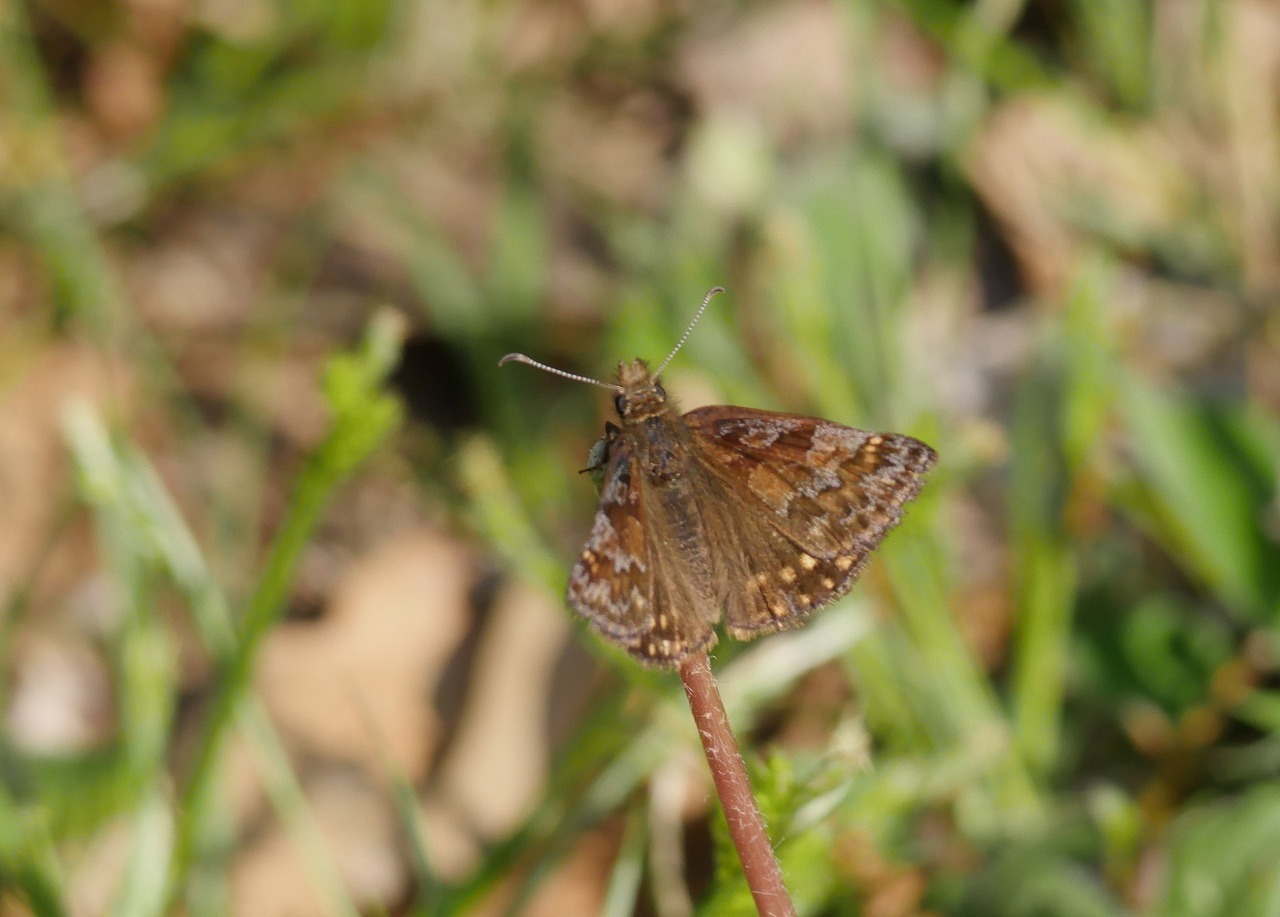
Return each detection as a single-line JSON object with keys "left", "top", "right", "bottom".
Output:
{"left": 2, "top": 0, "right": 1279, "bottom": 914}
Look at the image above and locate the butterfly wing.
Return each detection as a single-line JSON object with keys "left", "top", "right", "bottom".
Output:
{"left": 685, "top": 406, "right": 936, "bottom": 638}
{"left": 567, "top": 434, "right": 718, "bottom": 666}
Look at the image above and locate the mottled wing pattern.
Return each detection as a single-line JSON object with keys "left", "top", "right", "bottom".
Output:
{"left": 685, "top": 406, "right": 937, "bottom": 637}
{"left": 567, "top": 434, "right": 716, "bottom": 666}
{"left": 725, "top": 516, "right": 875, "bottom": 638}
{"left": 640, "top": 567, "right": 718, "bottom": 665}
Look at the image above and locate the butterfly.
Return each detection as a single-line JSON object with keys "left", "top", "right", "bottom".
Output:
{"left": 501, "top": 288, "right": 937, "bottom": 668}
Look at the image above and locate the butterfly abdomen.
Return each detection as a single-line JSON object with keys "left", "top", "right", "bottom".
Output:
{"left": 639, "top": 421, "right": 714, "bottom": 571}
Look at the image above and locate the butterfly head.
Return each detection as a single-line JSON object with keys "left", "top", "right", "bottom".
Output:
{"left": 613, "top": 359, "right": 668, "bottom": 421}
{"left": 498, "top": 287, "right": 722, "bottom": 421}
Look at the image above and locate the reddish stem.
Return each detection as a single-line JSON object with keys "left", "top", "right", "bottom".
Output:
{"left": 679, "top": 652, "right": 796, "bottom": 917}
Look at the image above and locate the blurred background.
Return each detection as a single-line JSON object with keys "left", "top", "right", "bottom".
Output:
{"left": 2, "top": 0, "right": 1279, "bottom": 914}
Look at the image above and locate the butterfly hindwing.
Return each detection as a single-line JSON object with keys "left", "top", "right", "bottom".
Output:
{"left": 725, "top": 515, "right": 873, "bottom": 637}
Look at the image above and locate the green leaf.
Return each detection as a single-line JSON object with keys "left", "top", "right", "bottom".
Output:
{"left": 1120, "top": 379, "right": 1280, "bottom": 619}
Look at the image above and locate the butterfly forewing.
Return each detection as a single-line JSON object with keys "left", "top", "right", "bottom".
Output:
{"left": 685, "top": 406, "right": 937, "bottom": 636}
{"left": 567, "top": 435, "right": 717, "bottom": 665}
{"left": 686, "top": 407, "right": 936, "bottom": 557}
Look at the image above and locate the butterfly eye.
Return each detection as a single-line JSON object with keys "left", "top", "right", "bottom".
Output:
{"left": 655, "top": 383, "right": 667, "bottom": 400}
{"left": 614, "top": 393, "right": 627, "bottom": 415}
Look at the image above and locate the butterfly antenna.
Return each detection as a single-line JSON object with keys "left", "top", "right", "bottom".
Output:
{"left": 498, "top": 353, "right": 622, "bottom": 391}
{"left": 654, "top": 286, "right": 725, "bottom": 378}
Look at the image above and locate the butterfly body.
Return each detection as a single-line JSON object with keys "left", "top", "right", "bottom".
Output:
{"left": 568, "top": 358, "right": 937, "bottom": 668}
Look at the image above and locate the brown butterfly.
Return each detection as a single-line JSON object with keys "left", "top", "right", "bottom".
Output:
{"left": 501, "top": 288, "right": 937, "bottom": 668}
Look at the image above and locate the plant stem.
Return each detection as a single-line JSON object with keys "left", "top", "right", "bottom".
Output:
{"left": 679, "top": 652, "right": 796, "bottom": 917}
